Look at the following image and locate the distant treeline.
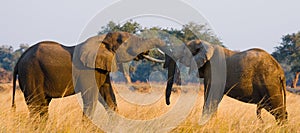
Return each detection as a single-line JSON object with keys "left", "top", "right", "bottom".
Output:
{"left": 0, "top": 44, "right": 29, "bottom": 72}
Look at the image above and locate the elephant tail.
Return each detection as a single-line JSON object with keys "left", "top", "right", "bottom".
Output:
{"left": 280, "top": 75, "right": 287, "bottom": 111}
{"left": 12, "top": 63, "right": 18, "bottom": 111}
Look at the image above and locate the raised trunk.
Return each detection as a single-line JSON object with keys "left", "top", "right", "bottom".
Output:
{"left": 291, "top": 72, "right": 300, "bottom": 88}
{"left": 116, "top": 37, "right": 165, "bottom": 63}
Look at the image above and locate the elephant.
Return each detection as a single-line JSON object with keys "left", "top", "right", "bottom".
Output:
{"left": 11, "top": 31, "right": 166, "bottom": 119}
{"left": 164, "top": 39, "right": 288, "bottom": 125}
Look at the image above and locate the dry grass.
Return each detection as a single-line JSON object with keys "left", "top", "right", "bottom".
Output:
{"left": 0, "top": 83, "right": 299, "bottom": 132}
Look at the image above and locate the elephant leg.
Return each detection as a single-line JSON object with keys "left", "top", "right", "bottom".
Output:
{"left": 268, "top": 97, "right": 287, "bottom": 124}
{"left": 18, "top": 61, "right": 53, "bottom": 120}
{"left": 265, "top": 84, "right": 287, "bottom": 124}
{"left": 95, "top": 70, "right": 118, "bottom": 112}
{"left": 99, "top": 74, "right": 118, "bottom": 112}
{"left": 21, "top": 77, "right": 50, "bottom": 120}
{"left": 261, "top": 93, "right": 287, "bottom": 124}
{"left": 75, "top": 70, "right": 99, "bottom": 118}
{"left": 202, "top": 77, "right": 218, "bottom": 117}
{"left": 203, "top": 75, "right": 211, "bottom": 107}
{"left": 26, "top": 93, "right": 51, "bottom": 121}
{"left": 75, "top": 70, "right": 98, "bottom": 123}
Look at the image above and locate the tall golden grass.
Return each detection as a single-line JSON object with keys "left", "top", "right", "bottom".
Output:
{"left": 0, "top": 83, "right": 299, "bottom": 132}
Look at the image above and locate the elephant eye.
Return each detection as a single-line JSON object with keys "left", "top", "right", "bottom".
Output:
{"left": 117, "top": 35, "right": 123, "bottom": 44}
{"left": 193, "top": 48, "right": 200, "bottom": 55}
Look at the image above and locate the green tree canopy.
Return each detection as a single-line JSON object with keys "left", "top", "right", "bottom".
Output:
{"left": 272, "top": 31, "right": 300, "bottom": 87}
{"left": 0, "top": 45, "right": 14, "bottom": 71}
{"left": 98, "top": 20, "right": 142, "bottom": 35}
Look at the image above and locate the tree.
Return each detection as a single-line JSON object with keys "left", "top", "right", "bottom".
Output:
{"left": 0, "top": 44, "right": 29, "bottom": 72}
{"left": 182, "top": 22, "right": 223, "bottom": 46}
{"left": 0, "top": 45, "right": 14, "bottom": 71}
{"left": 98, "top": 20, "right": 141, "bottom": 35}
{"left": 272, "top": 32, "right": 300, "bottom": 88}
{"left": 12, "top": 44, "right": 29, "bottom": 65}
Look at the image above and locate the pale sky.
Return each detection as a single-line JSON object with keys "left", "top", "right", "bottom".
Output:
{"left": 0, "top": 0, "right": 299, "bottom": 53}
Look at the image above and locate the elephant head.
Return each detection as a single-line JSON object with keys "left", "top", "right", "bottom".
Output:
{"left": 164, "top": 40, "right": 215, "bottom": 104}
{"left": 186, "top": 40, "right": 214, "bottom": 73}
{"left": 75, "top": 31, "right": 166, "bottom": 72}
{"left": 164, "top": 39, "right": 226, "bottom": 125}
{"left": 77, "top": 32, "right": 124, "bottom": 71}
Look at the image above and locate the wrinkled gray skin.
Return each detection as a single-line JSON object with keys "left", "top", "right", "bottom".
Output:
{"left": 12, "top": 31, "right": 165, "bottom": 119}
{"left": 165, "top": 40, "right": 288, "bottom": 125}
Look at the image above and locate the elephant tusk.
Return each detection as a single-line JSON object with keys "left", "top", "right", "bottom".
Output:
{"left": 142, "top": 55, "right": 165, "bottom": 63}
{"left": 157, "top": 48, "right": 165, "bottom": 55}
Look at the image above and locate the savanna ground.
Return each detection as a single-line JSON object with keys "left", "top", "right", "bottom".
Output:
{"left": 0, "top": 82, "right": 299, "bottom": 132}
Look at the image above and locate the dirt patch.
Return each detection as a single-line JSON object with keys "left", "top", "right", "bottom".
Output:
{"left": 287, "top": 87, "right": 300, "bottom": 95}
{"left": 129, "top": 83, "right": 152, "bottom": 93}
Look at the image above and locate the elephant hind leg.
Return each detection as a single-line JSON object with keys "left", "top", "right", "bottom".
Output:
{"left": 269, "top": 101, "right": 287, "bottom": 125}
{"left": 26, "top": 93, "right": 51, "bottom": 121}
{"left": 265, "top": 87, "right": 287, "bottom": 124}
{"left": 262, "top": 97, "right": 287, "bottom": 125}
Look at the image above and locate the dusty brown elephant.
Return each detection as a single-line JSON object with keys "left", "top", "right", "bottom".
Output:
{"left": 164, "top": 39, "right": 288, "bottom": 125}
{"left": 12, "top": 31, "right": 165, "bottom": 119}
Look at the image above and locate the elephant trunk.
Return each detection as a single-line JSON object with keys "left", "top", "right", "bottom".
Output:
{"left": 165, "top": 57, "right": 177, "bottom": 105}
{"left": 116, "top": 38, "right": 165, "bottom": 63}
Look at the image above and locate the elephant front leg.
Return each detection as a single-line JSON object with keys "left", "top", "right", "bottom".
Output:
{"left": 75, "top": 71, "right": 99, "bottom": 118}
{"left": 203, "top": 74, "right": 211, "bottom": 110}
{"left": 100, "top": 84, "right": 118, "bottom": 112}
{"left": 99, "top": 74, "right": 118, "bottom": 112}
{"left": 199, "top": 69, "right": 219, "bottom": 125}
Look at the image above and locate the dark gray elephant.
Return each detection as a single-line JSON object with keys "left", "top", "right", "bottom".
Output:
{"left": 12, "top": 31, "right": 165, "bottom": 119}
{"left": 164, "top": 39, "right": 288, "bottom": 125}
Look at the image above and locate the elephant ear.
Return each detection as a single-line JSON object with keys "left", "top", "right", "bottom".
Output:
{"left": 188, "top": 40, "right": 214, "bottom": 74}
{"left": 79, "top": 35, "right": 118, "bottom": 72}
{"left": 191, "top": 40, "right": 214, "bottom": 68}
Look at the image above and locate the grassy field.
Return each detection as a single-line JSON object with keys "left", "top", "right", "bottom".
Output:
{"left": 0, "top": 82, "right": 299, "bottom": 132}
